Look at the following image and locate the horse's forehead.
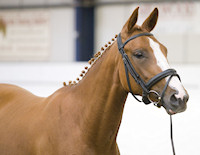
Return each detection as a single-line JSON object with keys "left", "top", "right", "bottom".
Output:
{"left": 144, "top": 37, "right": 162, "bottom": 51}
{"left": 148, "top": 37, "right": 169, "bottom": 70}
{"left": 128, "top": 35, "right": 152, "bottom": 49}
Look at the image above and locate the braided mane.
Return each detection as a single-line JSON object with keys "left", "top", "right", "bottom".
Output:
{"left": 63, "top": 34, "right": 118, "bottom": 86}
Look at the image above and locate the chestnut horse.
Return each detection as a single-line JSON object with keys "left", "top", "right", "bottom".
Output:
{"left": 0, "top": 8, "right": 189, "bottom": 155}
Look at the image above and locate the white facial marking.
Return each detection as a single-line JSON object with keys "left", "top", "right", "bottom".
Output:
{"left": 148, "top": 38, "right": 186, "bottom": 100}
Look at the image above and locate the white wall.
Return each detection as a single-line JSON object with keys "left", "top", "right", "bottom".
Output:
{"left": 49, "top": 8, "right": 75, "bottom": 62}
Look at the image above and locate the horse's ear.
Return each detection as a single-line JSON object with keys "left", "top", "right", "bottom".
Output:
{"left": 126, "top": 7, "right": 139, "bottom": 32}
{"left": 141, "top": 8, "right": 158, "bottom": 32}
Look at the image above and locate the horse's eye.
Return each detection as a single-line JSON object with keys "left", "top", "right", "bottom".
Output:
{"left": 134, "top": 51, "right": 144, "bottom": 59}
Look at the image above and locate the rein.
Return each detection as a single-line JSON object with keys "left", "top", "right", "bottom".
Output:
{"left": 117, "top": 32, "right": 179, "bottom": 155}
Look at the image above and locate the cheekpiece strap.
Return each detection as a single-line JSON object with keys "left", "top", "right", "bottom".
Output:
{"left": 117, "top": 32, "right": 153, "bottom": 96}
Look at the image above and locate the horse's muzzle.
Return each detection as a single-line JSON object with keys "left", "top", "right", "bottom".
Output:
{"left": 163, "top": 92, "right": 189, "bottom": 115}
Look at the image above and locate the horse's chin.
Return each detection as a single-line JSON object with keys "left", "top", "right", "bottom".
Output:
{"left": 162, "top": 103, "right": 187, "bottom": 115}
{"left": 166, "top": 109, "right": 177, "bottom": 115}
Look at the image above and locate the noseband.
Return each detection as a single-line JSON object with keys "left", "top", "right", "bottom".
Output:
{"left": 117, "top": 32, "right": 181, "bottom": 107}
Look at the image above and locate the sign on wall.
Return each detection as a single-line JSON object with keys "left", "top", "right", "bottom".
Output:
{"left": 134, "top": 2, "right": 198, "bottom": 34}
{"left": 0, "top": 10, "right": 50, "bottom": 61}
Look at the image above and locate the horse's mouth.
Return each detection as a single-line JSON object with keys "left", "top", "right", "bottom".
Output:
{"left": 162, "top": 106, "right": 177, "bottom": 115}
{"left": 168, "top": 109, "right": 177, "bottom": 115}
{"left": 162, "top": 103, "right": 187, "bottom": 115}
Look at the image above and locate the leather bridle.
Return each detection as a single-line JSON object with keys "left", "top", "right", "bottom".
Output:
{"left": 117, "top": 32, "right": 179, "bottom": 155}
{"left": 117, "top": 32, "right": 181, "bottom": 107}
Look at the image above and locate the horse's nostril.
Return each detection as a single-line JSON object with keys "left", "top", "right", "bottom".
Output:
{"left": 183, "top": 94, "right": 189, "bottom": 103}
{"left": 170, "top": 94, "right": 177, "bottom": 103}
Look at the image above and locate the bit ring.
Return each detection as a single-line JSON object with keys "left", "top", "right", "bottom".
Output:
{"left": 147, "top": 90, "right": 161, "bottom": 105}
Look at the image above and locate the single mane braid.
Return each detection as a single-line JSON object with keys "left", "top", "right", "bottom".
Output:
{"left": 63, "top": 34, "right": 118, "bottom": 86}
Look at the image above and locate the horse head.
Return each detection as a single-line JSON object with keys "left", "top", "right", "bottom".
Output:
{"left": 118, "top": 7, "right": 189, "bottom": 115}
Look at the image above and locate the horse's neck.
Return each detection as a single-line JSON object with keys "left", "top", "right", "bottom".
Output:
{"left": 73, "top": 42, "right": 128, "bottom": 148}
